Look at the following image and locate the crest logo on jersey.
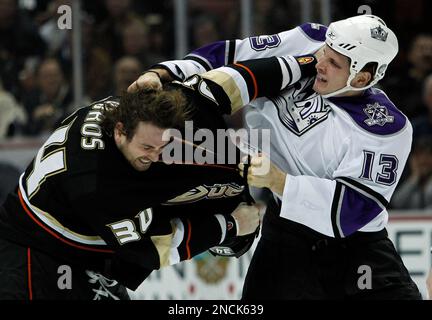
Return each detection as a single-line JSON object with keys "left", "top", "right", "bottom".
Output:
{"left": 164, "top": 183, "right": 244, "bottom": 204}
{"left": 271, "top": 78, "right": 331, "bottom": 136}
{"left": 296, "top": 56, "right": 315, "bottom": 65}
{"left": 363, "top": 102, "right": 394, "bottom": 126}
{"left": 370, "top": 25, "right": 388, "bottom": 42}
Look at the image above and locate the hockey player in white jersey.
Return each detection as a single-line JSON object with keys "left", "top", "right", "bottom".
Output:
{"left": 129, "top": 15, "right": 421, "bottom": 299}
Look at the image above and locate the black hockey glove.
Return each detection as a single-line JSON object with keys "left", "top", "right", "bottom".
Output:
{"left": 209, "top": 228, "right": 259, "bottom": 258}
{"left": 209, "top": 211, "right": 259, "bottom": 258}
{"left": 295, "top": 55, "right": 318, "bottom": 78}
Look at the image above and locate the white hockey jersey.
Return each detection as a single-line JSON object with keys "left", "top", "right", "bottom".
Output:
{"left": 155, "top": 23, "right": 413, "bottom": 238}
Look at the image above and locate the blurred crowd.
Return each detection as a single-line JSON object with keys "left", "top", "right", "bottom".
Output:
{"left": 0, "top": 0, "right": 431, "bottom": 209}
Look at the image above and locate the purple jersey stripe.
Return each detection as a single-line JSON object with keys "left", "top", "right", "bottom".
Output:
{"left": 329, "top": 88, "right": 407, "bottom": 135}
{"left": 188, "top": 41, "right": 227, "bottom": 69}
{"left": 299, "top": 23, "right": 327, "bottom": 42}
{"left": 339, "top": 186, "right": 383, "bottom": 236}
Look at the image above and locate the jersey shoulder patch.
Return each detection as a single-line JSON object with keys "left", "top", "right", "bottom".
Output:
{"left": 329, "top": 88, "right": 407, "bottom": 136}
{"left": 299, "top": 23, "right": 327, "bottom": 42}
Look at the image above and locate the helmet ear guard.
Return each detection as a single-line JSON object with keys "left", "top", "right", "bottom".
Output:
{"left": 322, "top": 15, "right": 398, "bottom": 98}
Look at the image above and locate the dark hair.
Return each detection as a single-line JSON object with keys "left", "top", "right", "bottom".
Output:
{"left": 102, "top": 87, "right": 191, "bottom": 140}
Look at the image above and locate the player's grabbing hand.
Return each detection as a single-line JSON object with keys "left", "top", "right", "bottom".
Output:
{"left": 231, "top": 202, "right": 264, "bottom": 236}
{"left": 127, "top": 70, "right": 165, "bottom": 92}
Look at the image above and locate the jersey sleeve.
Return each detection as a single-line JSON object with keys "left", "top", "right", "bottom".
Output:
{"left": 113, "top": 211, "right": 231, "bottom": 267}
{"left": 278, "top": 124, "right": 413, "bottom": 238}
{"left": 154, "top": 23, "right": 326, "bottom": 81}
{"left": 100, "top": 213, "right": 232, "bottom": 290}
{"left": 175, "top": 54, "right": 317, "bottom": 116}
{"left": 85, "top": 204, "right": 236, "bottom": 267}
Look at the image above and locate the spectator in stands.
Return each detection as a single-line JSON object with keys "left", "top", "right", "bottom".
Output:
{"left": 382, "top": 33, "right": 432, "bottom": 119}
{"left": 121, "top": 18, "right": 153, "bottom": 68}
{"left": 84, "top": 47, "right": 113, "bottom": 101}
{"left": 253, "top": 0, "right": 296, "bottom": 34}
{"left": 188, "top": 0, "right": 239, "bottom": 39}
{"left": 143, "top": 15, "right": 170, "bottom": 63}
{"left": 45, "top": 11, "right": 113, "bottom": 102}
{"left": 113, "top": 56, "right": 143, "bottom": 96}
{"left": 190, "top": 14, "right": 221, "bottom": 49}
{"left": 0, "top": 0, "right": 46, "bottom": 97}
{"left": 0, "top": 80, "right": 27, "bottom": 138}
{"left": 95, "top": 0, "right": 138, "bottom": 61}
{"left": 38, "top": 0, "right": 71, "bottom": 56}
{"left": 412, "top": 74, "right": 432, "bottom": 140}
{"left": 22, "top": 58, "right": 73, "bottom": 136}
{"left": 391, "top": 135, "right": 432, "bottom": 210}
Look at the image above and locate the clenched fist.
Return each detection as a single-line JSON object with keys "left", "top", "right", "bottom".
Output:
{"left": 238, "top": 154, "right": 287, "bottom": 196}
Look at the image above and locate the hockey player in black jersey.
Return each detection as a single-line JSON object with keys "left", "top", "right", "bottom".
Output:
{"left": 0, "top": 88, "right": 258, "bottom": 300}
{"left": 0, "top": 54, "right": 316, "bottom": 299}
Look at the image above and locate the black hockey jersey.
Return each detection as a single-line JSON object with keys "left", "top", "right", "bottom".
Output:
{"left": 0, "top": 54, "right": 312, "bottom": 289}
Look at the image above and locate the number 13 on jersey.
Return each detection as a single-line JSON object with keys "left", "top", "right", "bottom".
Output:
{"left": 359, "top": 150, "right": 399, "bottom": 186}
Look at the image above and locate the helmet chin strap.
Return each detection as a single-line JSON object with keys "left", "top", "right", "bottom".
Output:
{"left": 321, "top": 85, "right": 357, "bottom": 98}
{"left": 321, "top": 73, "right": 376, "bottom": 98}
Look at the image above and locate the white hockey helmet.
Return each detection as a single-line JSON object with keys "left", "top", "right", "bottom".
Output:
{"left": 323, "top": 15, "right": 398, "bottom": 97}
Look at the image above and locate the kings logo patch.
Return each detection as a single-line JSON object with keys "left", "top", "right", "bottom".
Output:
{"left": 363, "top": 102, "right": 394, "bottom": 126}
